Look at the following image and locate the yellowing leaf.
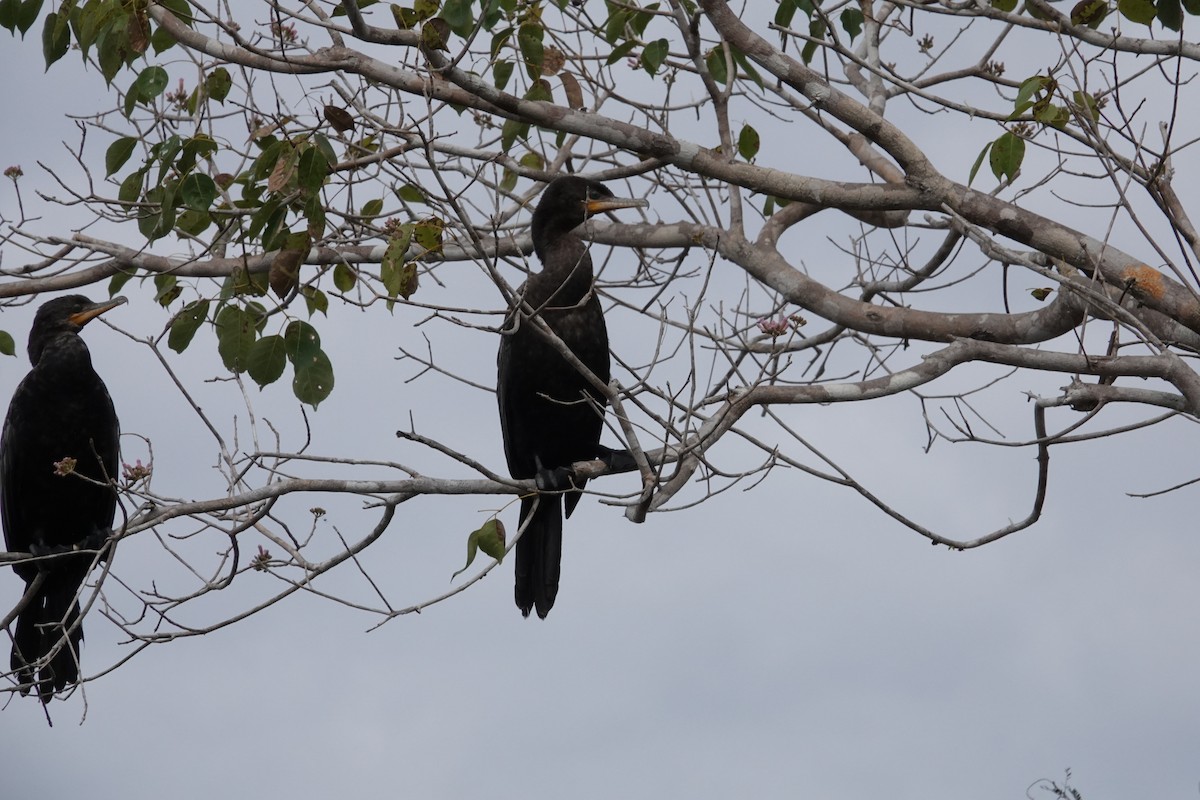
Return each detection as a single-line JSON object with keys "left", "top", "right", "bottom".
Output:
{"left": 452, "top": 518, "right": 506, "bottom": 580}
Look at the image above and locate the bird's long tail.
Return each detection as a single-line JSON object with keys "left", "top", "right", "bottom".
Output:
{"left": 10, "top": 569, "right": 85, "bottom": 702}
{"left": 514, "top": 494, "right": 563, "bottom": 619}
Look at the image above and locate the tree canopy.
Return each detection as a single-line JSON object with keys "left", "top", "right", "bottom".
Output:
{"left": 3, "top": 0, "right": 1200, "bottom": 703}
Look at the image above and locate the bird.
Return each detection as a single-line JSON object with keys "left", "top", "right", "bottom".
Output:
{"left": 2, "top": 295, "right": 125, "bottom": 701}
{"left": 497, "top": 176, "right": 646, "bottom": 618}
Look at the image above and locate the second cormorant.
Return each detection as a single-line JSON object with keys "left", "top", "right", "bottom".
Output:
{"left": 2, "top": 295, "right": 124, "bottom": 701}
{"left": 497, "top": 176, "right": 646, "bottom": 618}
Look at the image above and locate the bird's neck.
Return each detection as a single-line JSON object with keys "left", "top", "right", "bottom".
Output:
{"left": 30, "top": 335, "right": 95, "bottom": 380}
{"left": 531, "top": 235, "right": 594, "bottom": 308}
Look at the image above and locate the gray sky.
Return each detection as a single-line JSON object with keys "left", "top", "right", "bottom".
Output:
{"left": 2, "top": 10, "right": 1199, "bottom": 800}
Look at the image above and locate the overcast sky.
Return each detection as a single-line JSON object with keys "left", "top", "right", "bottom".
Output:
{"left": 2, "top": 8, "right": 1200, "bottom": 800}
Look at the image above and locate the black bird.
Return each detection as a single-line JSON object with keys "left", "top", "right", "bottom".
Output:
{"left": 497, "top": 176, "right": 646, "bottom": 618}
{"left": 2, "top": 295, "right": 124, "bottom": 700}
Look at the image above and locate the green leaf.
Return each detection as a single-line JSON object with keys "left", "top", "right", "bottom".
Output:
{"left": 989, "top": 131, "right": 1025, "bottom": 182}
{"left": 801, "top": 19, "right": 826, "bottom": 65}
{"left": 1015, "top": 75, "right": 1052, "bottom": 111}
{"left": 0, "top": 330, "right": 14, "bottom": 357}
{"left": 153, "top": 135, "right": 183, "bottom": 186}
{"left": 968, "top": 141, "right": 991, "bottom": 187}
{"left": 150, "top": 23, "right": 176, "bottom": 55}
{"left": 775, "top": 0, "right": 800, "bottom": 26}
{"left": 840, "top": 8, "right": 864, "bottom": 40}
{"left": 991, "top": 0, "right": 1018, "bottom": 10}
{"left": 730, "top": 48, "right": 764, "bottom": 88}
{"left": 452, "top": 518, "right": 506, "bottom": 579}
{"left": 297, "top": 146, "right": 329, "bottom": 194}
{"left": 1072, "top": 90, "right": 1100, "bottom": 122}
{"left": 1034, "top": 103, "right": 1069, "bottom": 129}
{"left": 642, "top": 37, "right": 669, "bottom": 75}
{"left": 118, "top": 167, "right": 145, "bottom": 205}
{"left": 1117, "top": 0, "right": 1156, "bottom": 22}
{"left": 181, "top": 134, "right": 219, "bottom": 167}
{"left": 395, "top": 183, "right": 428, "bottom": 204}
{"left": 0, "top": 0, "right": 18, "bottom": 31}
{"left": 303, "top": 194, "right": 326, "bottom": 239}
{"left": 1158, "top": 0, "right": 1183, "bottom": 29}
{"left": 603, "top": 3, "right": 633, "bottom": 43}
{"left": 518, "top": 21, "right": 544, "bottom": 79}
{"left": 41, "top": 11, "right": 70, "bottom": 69}
{"left": 15, "top": 0, "right": 41, "bottom": 35}
{"left": 413, "top": 0, "right": 438, "bottom": 21}
{"left": 629, "top": 5, "right": 654, "bottom": 38}
{"left": 518, "top": 152, "right": 544, "bottom": 172}
{"left": 413, "top": 217, "right": 443, "bottom": 256}
{"left": 737, "top": 124, "right": 760, "bottom": 161}
{"left": 526, "top": 79, "right": 552, "bottom": 103}
{"left": 705, "top": 47, "right": 728, "bottom": 84}
{"left": 180, "top": 173, "right": 218, "bottom": 211}
{"left": 361, "top": 197, "right": 384, "bottom": 219}
{"left": 381, "top": 227, "right": 418, "bottom": 302}
{"left": 1070, "top": 0, "right": 1109, "bottom": 26}
{"left": 421, "top": 17, "right": 451, "bottom": 50}
{"left": 245, "top": 198, "right": 281, "bottom": 243}
{"left": 113, "top": 44, "right": 142, "bottom": 92}
{"left": 205, "top": 66, "right": 232, "bottom": 102}
{"left": 442, "top": 0, "right": 473, "bottom": 36}
{"left": 247, "top": 334, "right": 288, "bottom": 387}
{"left": 109, "top": 270, "right": 136, "bottom": 297}
{"left": 391, "top": 4, "right": 420, "bottom": 28}
{"left": 333, "top": 263, "right": 358, "bottom": 292}
{"left": 332, "top": 0, "right": 381, "bottom": 14}
{"left": 301, "top": 286, "right": 329, "bottom": 317}
{"left": 476, "top": 518, "right": 506, "bottom": 560}
{"left": 105, "top": 137, "right": 138, "bottom": 178}
{"left": 309, "top": 134, "right": 336, "bottom": 170}
{"left": 490, "top": 27, "right": 513, "bottom": 58}
{"left": 226, "top": 265, "right": 269, "bottom": 298}
{"left": 250, "top": 138, "right": 282, "bottom": 180}
{"left": 492, "top": 58, "right": 514, "bottom": 90}
{"left": 154, "top": 274, "right": 181, "bottom": 306}
{"left": 500, "top": 116, "right": 529, "bottom": 151}
{"left": 167, "top": 299, "right": 209, "bottom": 353}
{"left": 75, "top": 0, "right": 105, "bottom": 57}
{"left": 499, "top": 167, "right": 518, "bottom": 193}
{"left": 158, "top": 0, "right": 195, "bottom": 26}
{"left": 176, "top": 209, "right": 211, "bottom": 236}
{"left": 283, "top": 319, "right": 322, "bottom": 364}
{"left": 215, "top": 305, "right": 258, "bottom": 372}
{"left": 292, "top": 347, "right": 334, "bottom": 408}
{"left": 605, "top": 40, "right": 638, "bottom": 66}
{"left": 134, "top": 65, "right": 169, "bottom": 100}
{"left": 1183, "top": 0, "right": 1200, "bottom": 14}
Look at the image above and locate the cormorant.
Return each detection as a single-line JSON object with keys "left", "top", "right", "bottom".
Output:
{"left": 497, "top": 176, "right": 646, "bottom": 618}
{"left": 2, "top": 295, "right": 125, "bottom": 700}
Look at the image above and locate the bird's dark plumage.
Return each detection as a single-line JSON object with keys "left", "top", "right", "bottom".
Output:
{"left": 2, "top": 295, "right": 124, "bottom": 700}
{"left": 497, "top": 176, "right": 645, "bottom": 618}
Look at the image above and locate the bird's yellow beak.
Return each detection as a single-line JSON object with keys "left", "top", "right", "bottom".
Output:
{"left": 68, "top": 296, "right": 128, "bottom": 328}
{"left": 585, "top": 196, "right": 649, "bottom": 215}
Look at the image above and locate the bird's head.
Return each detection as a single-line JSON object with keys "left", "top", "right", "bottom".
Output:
{"left": 27, "top": 295, "right": 127, "bottom": 364}
{"left": 531, "top": 176, "right": 647, "bottom": 246}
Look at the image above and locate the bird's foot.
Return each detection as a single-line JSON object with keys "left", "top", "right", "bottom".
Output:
{"left": 27, "top": 530, "right": 111, "bottom": 559}
{"left": 535, "top": 464, "right": 576, "bottom": 493}
{"left": 79, "top": 528, "right": 112, "bottom": 552}
{"left": 595, "top": 445, "right": 637, "bottom": 474}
